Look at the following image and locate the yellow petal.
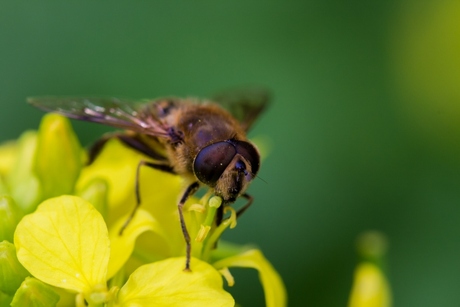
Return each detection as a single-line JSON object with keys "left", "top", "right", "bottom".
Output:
{"left": 212, "top": 249, "right": 287, "bottom": 307}
{"left": 76, "top": 138, "right": 189, "bottom": 256}
{"left": 107, "top": 208, "right": 165, "bottom": 279}
{"left": 14, "top": 196, "right": 109, "bottom": 294}
{"left": 76, "top": 139, "right": 140, "bottom": 220}
{"left": 117, "top": 257, "right": 234, "bottom": 307}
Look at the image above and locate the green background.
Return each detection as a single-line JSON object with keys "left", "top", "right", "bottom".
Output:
{"left": 2, "top": 1, "right": 460, "bottom": 306}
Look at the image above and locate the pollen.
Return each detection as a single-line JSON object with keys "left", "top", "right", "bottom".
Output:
{"left": 188, "top": 203, "right": 206, "bottom": 213}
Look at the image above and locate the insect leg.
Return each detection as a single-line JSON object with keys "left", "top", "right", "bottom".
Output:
{"left": 213, "top": 194, "right": 252, "bottom": 249}
{"left": 116, "top": 134, "right": 168, "bottom": 162}
{"left": 216, "top": 193, "right": 253, "bottom": 226}
{"left": 236, "top": 193, "right": 253, "bottom": 218}
{"left": 119, "top": 160, "right": 174, "bottom": 235}
{"left": 88, "top": 133, "right": 168, "bottom": 165}
{"left": 215, "top": 202, "right": 224, "bottom": 226}
{"left": 178, "top": 181, "right": 200, "bottom": 271}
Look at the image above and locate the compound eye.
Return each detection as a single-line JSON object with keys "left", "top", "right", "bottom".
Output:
{"left": 194, "top": 142, "right": 236, "bottom": 186}
{"left": 235, "top": 141, "right": 260, "bottom": 176}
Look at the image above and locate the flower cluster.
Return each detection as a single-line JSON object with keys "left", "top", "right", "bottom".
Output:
{"left": 0, "top": 114, "right": 286, "bottom": 306}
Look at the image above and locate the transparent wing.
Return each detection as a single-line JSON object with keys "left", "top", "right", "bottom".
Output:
{"left": 28, "top": 97, "right": 168, "bottom": 137}
{"left": 211, "top": 87, "right": 270, "bottom": 131}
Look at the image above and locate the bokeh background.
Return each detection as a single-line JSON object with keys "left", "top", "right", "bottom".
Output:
{"left": 2, "top": 1, "right": 460, "bottom": 306}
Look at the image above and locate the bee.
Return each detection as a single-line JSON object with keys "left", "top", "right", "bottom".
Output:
{"left": 28, "top": 88, "right": 269, "bottom": 270}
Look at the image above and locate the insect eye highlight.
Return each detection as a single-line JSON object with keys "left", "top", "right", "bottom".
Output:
{"left": 193, "top": 142, "right": 236, "bottom": 186}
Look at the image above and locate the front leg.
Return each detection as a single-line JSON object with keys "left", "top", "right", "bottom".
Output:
{"left": 118, "top": 158, "right": 200, "bottom": 271}
{"left": 119, "top": 160, "right": 174, "bottom": 235}
{"left": 236, "top": 193, "right": 253, "bottom": 218}
{"left": 216, "top": 193, "right": 254, "bottom": 226}
{"left": 178, "top": 182, "right": 200, "bottom": 271}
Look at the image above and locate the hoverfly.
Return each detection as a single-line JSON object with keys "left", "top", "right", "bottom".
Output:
{"left": 28, "top": 88, "right": 269, "bottom": 270}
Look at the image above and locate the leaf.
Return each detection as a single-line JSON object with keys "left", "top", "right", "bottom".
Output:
{"left": 212, "top": 249, "right": 287, "bottom": 307}
{"left": 14, "top": 196, "right": 109, "bottom": 294}
{"left": 117, "top": 257, "right": 234, "bottom": 307}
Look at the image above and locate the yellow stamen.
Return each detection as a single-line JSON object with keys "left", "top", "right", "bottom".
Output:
{"left": 218, "top": 267, "right": 235, "bottom": 287}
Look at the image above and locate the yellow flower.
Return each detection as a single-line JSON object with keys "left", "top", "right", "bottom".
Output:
{"left": 76, "top": 137, "right": 287, "bottom": 306}
{"left": 14, "top": 195, "right": 234, "bottom": 306}
{"left": 0, "top": 113, "right": 286, "bottom": 306}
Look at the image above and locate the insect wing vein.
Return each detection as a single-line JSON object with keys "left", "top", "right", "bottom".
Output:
{"left": 28, "top": 97, "right": 168, "bottom": 136}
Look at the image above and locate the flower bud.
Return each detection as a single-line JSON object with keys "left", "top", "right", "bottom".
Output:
{"left": 76, "top": 178, "right": 109, "bottom": 220}
{"left": 0, "top": 176, "right": 8, "bottom": 195}
{"left": 0, "top": 140, "right": 17, "bottom": 176}
{"left": 0, "top": 241, "right": 29, "bottom": 295}
{"left": 7, "top": 131, "right": 41, "bottom": 213}
{"left": 348, "top": 231, "right": 392, "bottom": 307}
{"left": 10, "top": 277, "right": 59, "bottom": 307}
{"left": 0, "top": 196, "right": 23, "bottom": 242}
{"left": 0, "top": 290, "right": 13, "bottom": 306}
{"left": 34, "top": 113, "right": 83, "bottom": 199}
{"left": 356, "top": 231, "right": 388, "bottom": 263}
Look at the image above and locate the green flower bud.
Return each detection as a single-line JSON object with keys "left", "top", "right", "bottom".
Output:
{"left": 0, "top": 241, "right": 29, "bottom": 295}
{"left": 0, "top": 141, "right": 15, "bottom": 196}
{"left": 0, "top": 177, "right": 9, "bottom": 204}
{"left": 10, "top": 277, "right": 59, "bottom": 307}
{"left": 0, "top": 290, "right": 13, "bottom": 307}
{"left": 7, "top": 131, "right": 41, "bottom": 213}
{"left": 34, "top": 113, "right": 83, "bottom": 199}
{"left": 76, "top": 178, "right": 109, "bottom": 220}
{"left": 356, "top": 231, "right": 388, "bottom": 266}
{"left": 0, "top": 196, "right": 23, "bottom": 242}
{"left": 0, "top": 140, "right": 17, "bottom": 177}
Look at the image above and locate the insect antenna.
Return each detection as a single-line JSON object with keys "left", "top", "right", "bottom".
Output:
{"left": 255, "top": 174, "right": 268, "bottom": 184}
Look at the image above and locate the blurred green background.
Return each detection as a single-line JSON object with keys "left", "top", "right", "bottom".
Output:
{"left": 2, "top": 1, "right": 460, "bottom": 306}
